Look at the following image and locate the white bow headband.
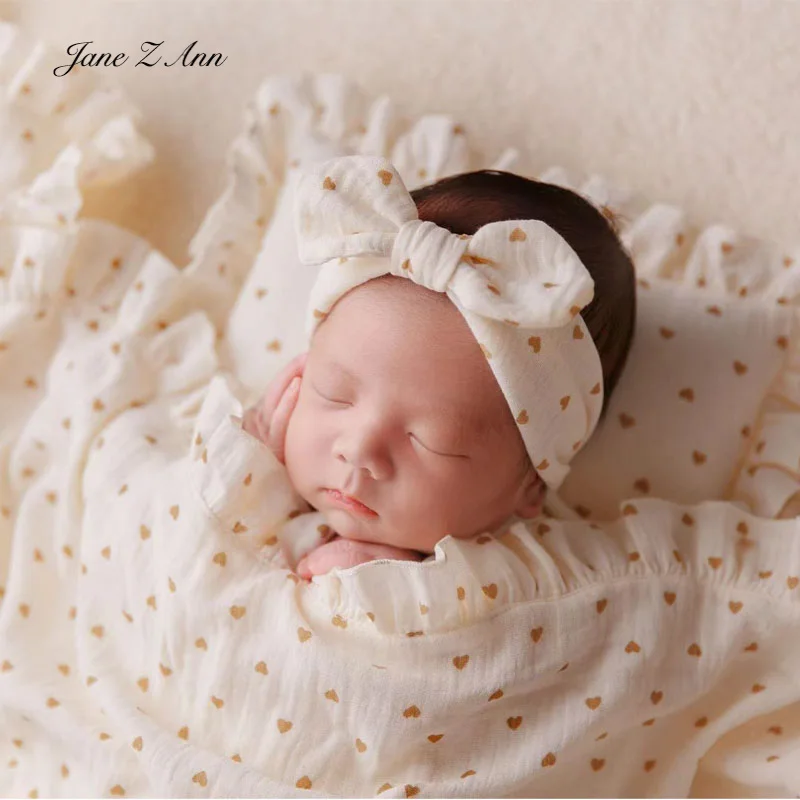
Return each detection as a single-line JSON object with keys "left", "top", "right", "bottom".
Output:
{"left": 292, "top": 155, "right": 604, "bottom": 493}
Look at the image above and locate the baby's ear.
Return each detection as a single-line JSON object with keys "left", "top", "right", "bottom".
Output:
{"left": 514, "top": 470, "right": 547, "bottom": 520}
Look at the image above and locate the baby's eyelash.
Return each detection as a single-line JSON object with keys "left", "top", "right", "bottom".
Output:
{"left": 408, "top": 432, "right": 466, "bottom": 460}
{"left": 314, "top": 385, "right": 349, "bottom": 405}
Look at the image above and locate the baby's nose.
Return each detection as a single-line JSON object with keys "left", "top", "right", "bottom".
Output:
{"left": 334, "top": 431, "right": 391, "bottom": 481}
{"left": 337, "top": 453, "right": 375, "bottom": 480}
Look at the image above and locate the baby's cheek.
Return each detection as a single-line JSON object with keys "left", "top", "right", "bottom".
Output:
{"left": 409, "top": 481, "right": 467, "bottom": 540}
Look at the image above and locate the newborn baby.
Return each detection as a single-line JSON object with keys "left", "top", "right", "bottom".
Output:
{"left": 245, "top": 274, "right": 547, "bottom": 578}
{"left": 244, "top": 156, "right": 636, "bottom": 579}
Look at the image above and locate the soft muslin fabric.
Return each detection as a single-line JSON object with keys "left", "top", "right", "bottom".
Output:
{"left": 1, "top": 24, "right": 800, "bottom": 799}
{"left": 294, "top": 155, "right": 605, "bottom": 496}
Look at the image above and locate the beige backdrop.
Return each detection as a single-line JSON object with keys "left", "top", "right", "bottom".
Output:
{"left": 6, "top": 0, "right": 800, "bottom": 267}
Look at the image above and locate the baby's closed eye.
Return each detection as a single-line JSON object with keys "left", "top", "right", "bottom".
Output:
{"left": 312, "top": 383, "right": 350, "bottom": 405}
{"left": 408, "top": 432, "right": 468, "bottom": 459}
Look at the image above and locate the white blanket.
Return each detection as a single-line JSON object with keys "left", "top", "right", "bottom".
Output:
{"left": 2, "top": 213, "right": 800, "bottom": 798}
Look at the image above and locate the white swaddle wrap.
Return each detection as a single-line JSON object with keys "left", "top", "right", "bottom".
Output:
{"left": 3, "top": 175, "right": 798, "bottom": 799}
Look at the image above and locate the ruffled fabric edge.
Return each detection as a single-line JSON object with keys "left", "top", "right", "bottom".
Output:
{"left": 183, "top": 373, "right": 800, "bottom": 636}
{"left": 183, "top": 71, "right": 520, "bottom": 319}
{"left": 536, "top": 165, "right": 800, "bottom": 520}
{"left": 0, "top": 22, "right": 155, "bottom": 310}
{"left": 0, "top": 21, "right": 154, "bottom": 230}
{"left": 308, "top": 495, "right": 800, "bottom": 636}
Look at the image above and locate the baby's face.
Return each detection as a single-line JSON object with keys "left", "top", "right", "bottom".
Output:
{"left": 283, "top": 276, "right": 545, "bottom": 553}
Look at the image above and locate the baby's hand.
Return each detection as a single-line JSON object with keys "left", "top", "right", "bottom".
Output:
{"left": 296, "top": 536, "right": 423, "bottom": 580}
{"left": 242, "top": 352, "right": 307, "bottom": 464}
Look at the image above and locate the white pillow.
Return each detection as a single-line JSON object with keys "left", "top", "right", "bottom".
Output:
{"left": 543, "top": 166, "right": 799, "bottom": 521}
{"left": 192, "top": 72, "right": 800, "bottom": 522}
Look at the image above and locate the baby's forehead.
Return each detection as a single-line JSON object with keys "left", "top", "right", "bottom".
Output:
{"left": 317, "top": 276, "right": 472, "bottom": 352}
{"left": 310, "top": 274, "right": 514, "bottom": 423}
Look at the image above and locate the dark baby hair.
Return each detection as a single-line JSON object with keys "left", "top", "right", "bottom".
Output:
{"left": 409, "top": 170, "right": 637, "bottom": 423}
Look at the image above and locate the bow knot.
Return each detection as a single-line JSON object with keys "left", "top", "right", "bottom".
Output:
{"left": 293, "top": 156, "right": 595, "bottom": 331}
{"left": 390, "top": 220, "right": 469, "bottom": 293}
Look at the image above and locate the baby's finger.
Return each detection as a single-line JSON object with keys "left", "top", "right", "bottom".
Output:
{"left": 296, "top": 556, "right": 313, "bottom": 581}
{"left": 260, "top": 352, "right": 308, "bottom": 422}
{"left": 267, "top": 377, "right": 301, "bottom": 463}
{"left": 242, "top": 407, "right": 262, "bottom": 440}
